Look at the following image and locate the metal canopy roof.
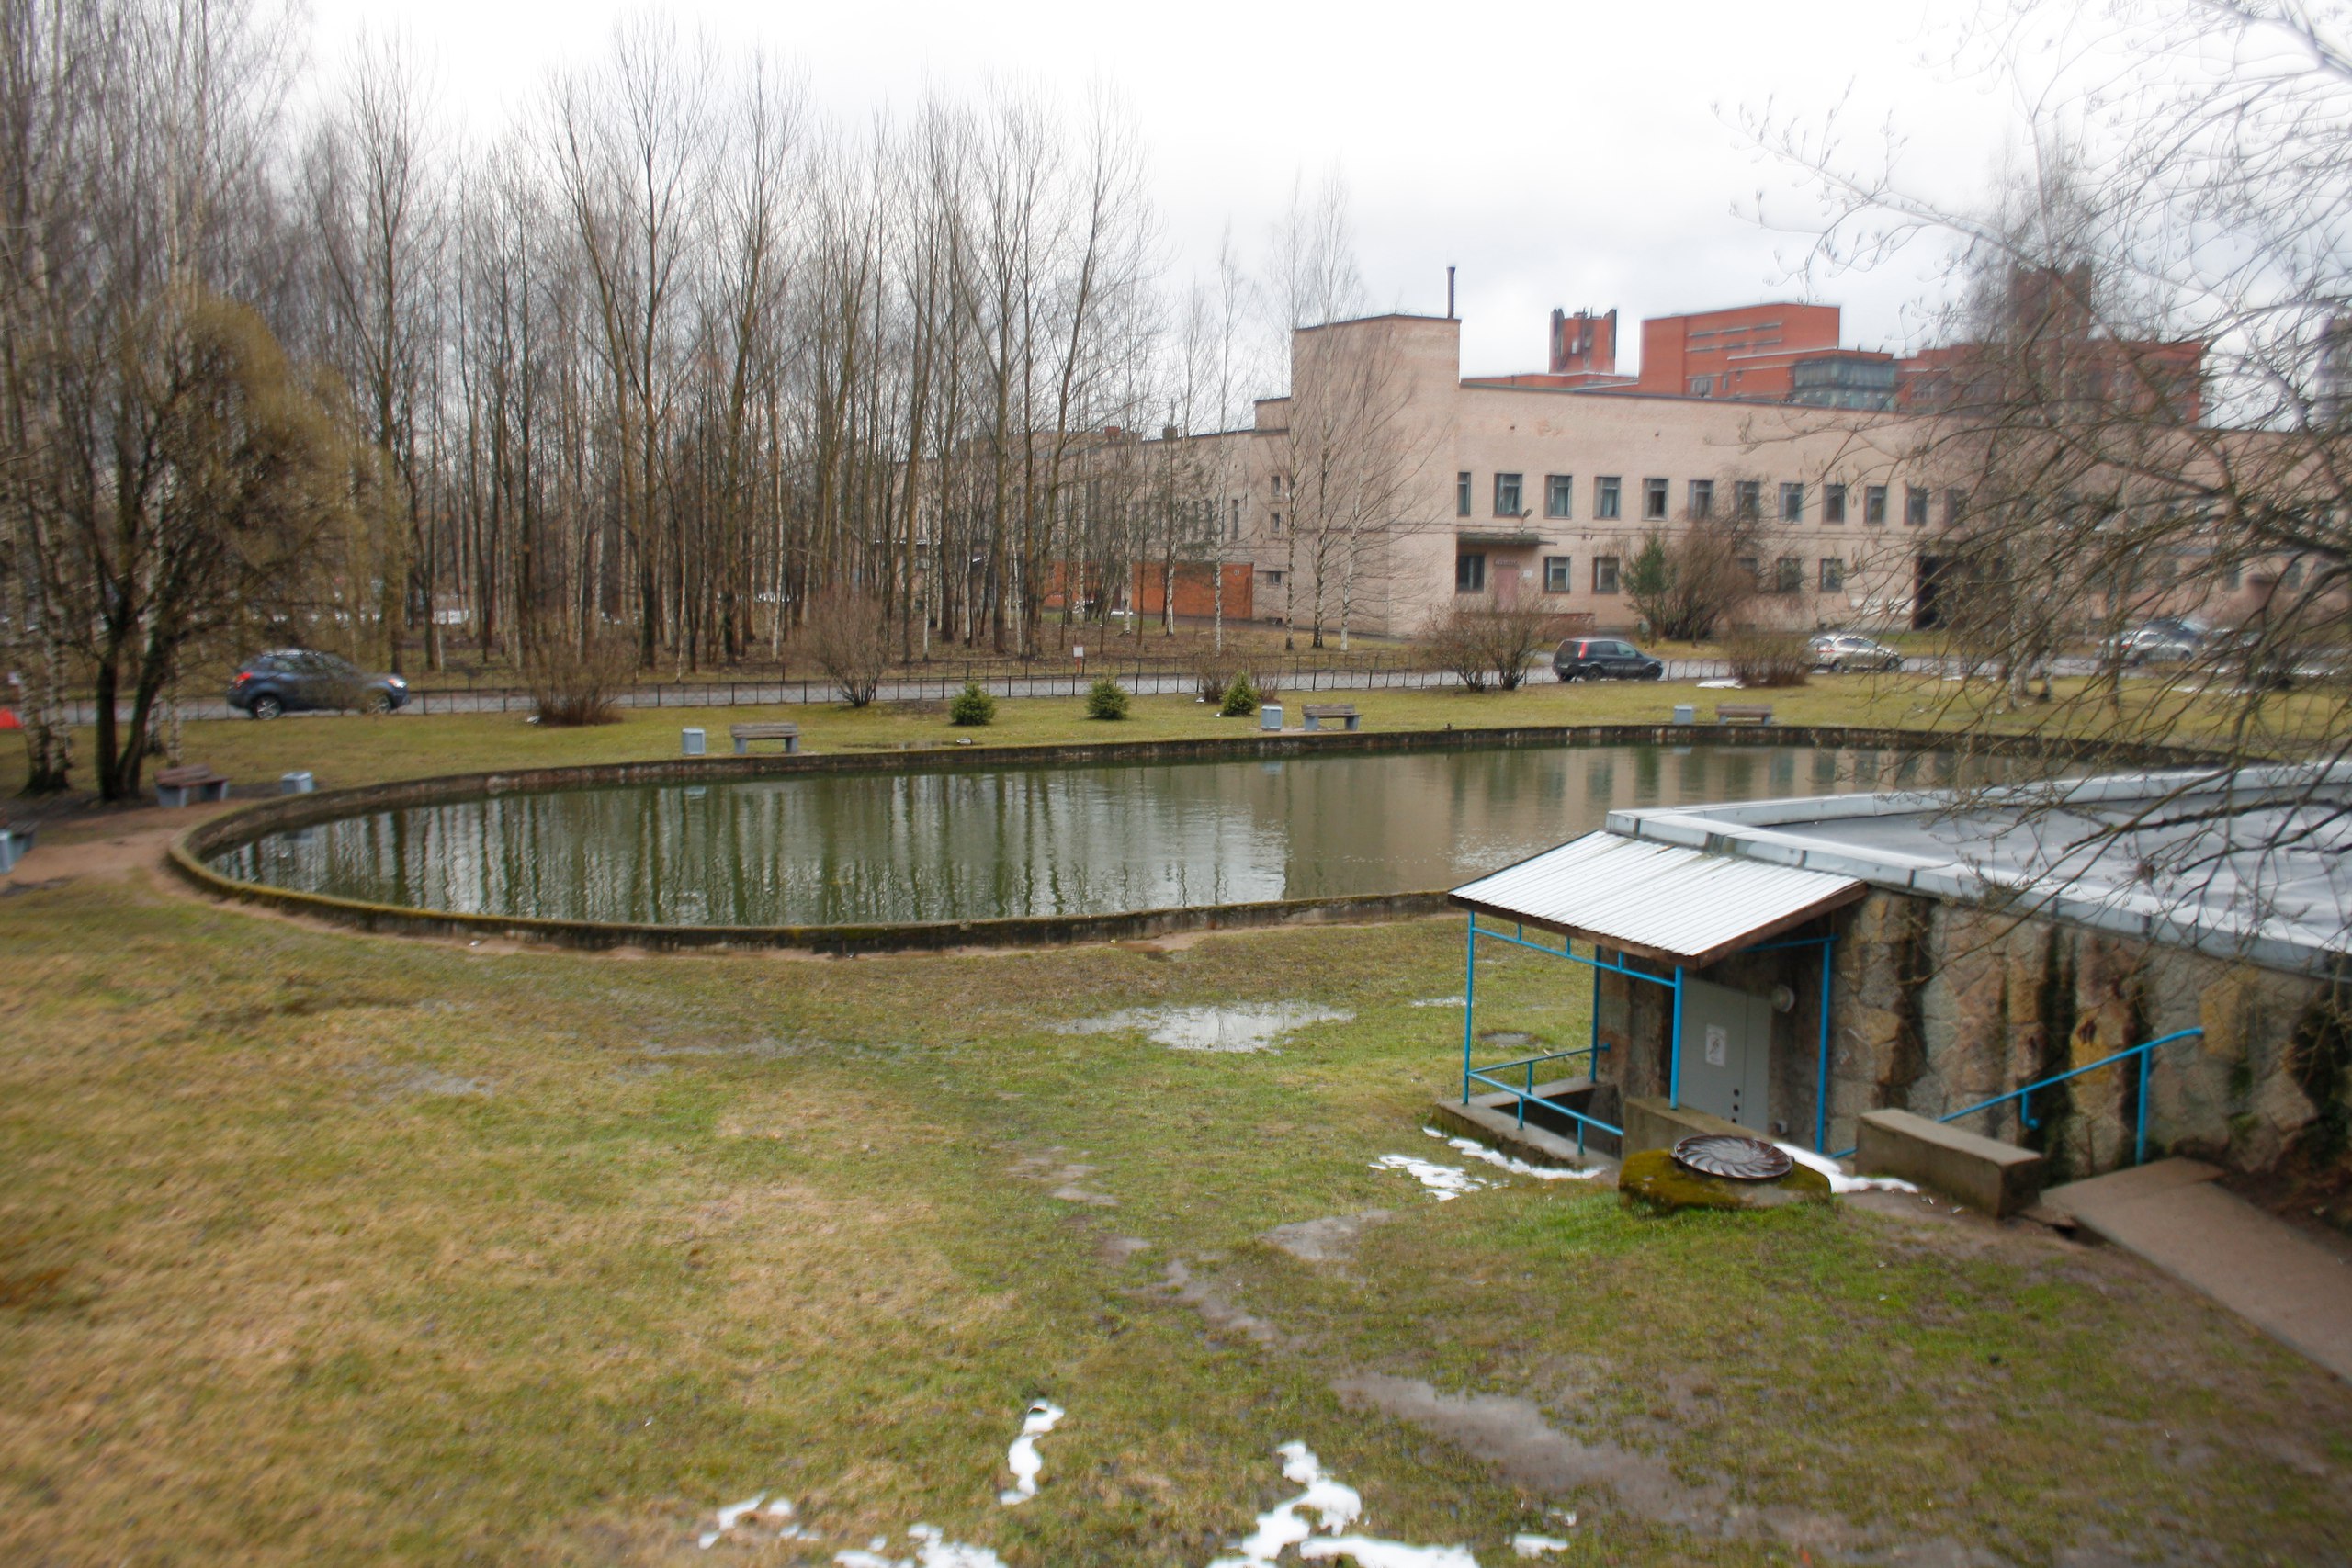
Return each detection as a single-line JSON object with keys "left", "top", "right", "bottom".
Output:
{"left": 1448, "top": 830, "right": 1867, "bottom": 966}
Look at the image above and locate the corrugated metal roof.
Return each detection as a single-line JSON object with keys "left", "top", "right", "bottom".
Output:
{"left": 1448, "top": 830, "right": 1866, "bottom": 966}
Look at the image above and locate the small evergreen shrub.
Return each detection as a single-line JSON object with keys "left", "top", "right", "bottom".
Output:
{"left": 948, "top": 681, "right": 997, "bottom": 726}
{"left": 1218, "top": 674, "right": 1260, "bottom": 716}
{"left": 1085, "top": 676, "right": 1131, "bottom": 720}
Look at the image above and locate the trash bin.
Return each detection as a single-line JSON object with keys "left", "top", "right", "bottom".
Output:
{"left": 682, "top": 727, "right": 707, "bottom": 756}
{"left": 0, "top": 830, "right": 22, "bottom": 874}
{"left": 279, "top": 771, "right": 315, "bottom": 795}
{"left": 1260, "top": 704, "right": 1283, "bottom": 731}
{"left": 1672, "top": 704, "right": 1695, "bottom": 725}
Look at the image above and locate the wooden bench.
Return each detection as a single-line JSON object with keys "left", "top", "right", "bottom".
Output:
{"left": 729, "top": 722, "right": 801, "bottom": 756}
{"left": 1301, "top": 703, "right": 1362, "bottom": 732}
{"left": 1713, "top": 704, "right": 1775, "bottom": 726}
{"left": 154, "top": 764, "right": 231, "bottom": 807}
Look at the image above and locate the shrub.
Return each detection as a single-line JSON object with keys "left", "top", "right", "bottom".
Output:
{"left": 1218, "top": 673, "right": 1260, "bottom": 716}
{"left": 1419, "top": 597, "right": 1568, "bottom": 693}
{"left": 527, "top": 631, "right": 633, "bottom": 727}
{"left": 803, "top": 586, "right": 890, "bottom": 706}
{"left": 1724, "top": 630, "right": 1813, "bottom": 688}
{"left": 1085, "top": 676, "right": 1130, "bottom": 720}
{"left": 1191, "top": 652, "right": 1237, "bottom": 703}
{"left": 948, "top": 681, "right": 997, "bottom": 726}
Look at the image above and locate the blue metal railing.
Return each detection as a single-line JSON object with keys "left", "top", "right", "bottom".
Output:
{"left": 1832, "top": 1027, "right": 2204, "bottom": 1166}
{"left": 1463, "top": 1044, "right": 1623, "bottom": 1157}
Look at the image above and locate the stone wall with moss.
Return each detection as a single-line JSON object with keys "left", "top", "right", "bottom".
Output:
{"left": 1593, "top": 893, "right": 2348, "bottom": 1182}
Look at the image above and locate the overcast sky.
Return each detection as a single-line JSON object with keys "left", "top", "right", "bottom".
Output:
{"left": 300, "top": 0, "right": 2030, "bottom": 380}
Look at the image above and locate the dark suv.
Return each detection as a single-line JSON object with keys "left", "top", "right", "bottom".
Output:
{"left": 1554, "top": 637, "right": 1665, "bottom": 682}
{"left": 228, "top": 650, "right": 411, "bottom": 719}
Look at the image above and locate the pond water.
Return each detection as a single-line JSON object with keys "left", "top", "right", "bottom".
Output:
{"left": 211, "top": 741, "right": 1996, "bottom": 929}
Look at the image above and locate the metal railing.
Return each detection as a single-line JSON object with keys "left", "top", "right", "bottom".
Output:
{"left": 1464, "top": 1042, "right": 1622, "bottom": 1157}
{"left": 1833, "top": 1026, "right": 2205, "bottom": 1167}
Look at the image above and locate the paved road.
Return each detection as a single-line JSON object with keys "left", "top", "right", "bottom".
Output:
{"left": 66, "top": 659, "right": 1747, "bottom": 725}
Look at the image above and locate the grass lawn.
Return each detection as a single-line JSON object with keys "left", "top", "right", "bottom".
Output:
{"left": 3, "top": 853, "right": 2349, "bottom": 1564}
{"left": 6, "top": 673, "right": 2349, "bottom": 1562}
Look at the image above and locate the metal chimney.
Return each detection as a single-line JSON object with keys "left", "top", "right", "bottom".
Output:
{"left": 1446, "top": 266, "right": 1456, "bottom": 320}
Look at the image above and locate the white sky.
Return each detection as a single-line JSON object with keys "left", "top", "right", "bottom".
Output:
{"left": 297, "top": 0, "right": 2031, "bottom": 380}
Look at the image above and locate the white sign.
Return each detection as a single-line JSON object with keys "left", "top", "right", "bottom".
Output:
{"left": 1703, "top": 1024, "right": 1729, "bottom": 1068}
{"left": 1073, "top": 646, "right": 1084, "bottom": 660}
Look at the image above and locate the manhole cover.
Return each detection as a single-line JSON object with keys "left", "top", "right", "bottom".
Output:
{"left": 1670, "top": 1134, "right": 1793, "bottom": 1181}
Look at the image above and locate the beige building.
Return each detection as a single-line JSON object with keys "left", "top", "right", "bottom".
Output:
{"left": 1178, "top": 310, "right": 1957, "bottom": 640}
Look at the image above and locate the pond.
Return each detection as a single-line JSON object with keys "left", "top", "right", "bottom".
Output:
{"left": 210, "top": 741, "right": 1995, "bottom": 929}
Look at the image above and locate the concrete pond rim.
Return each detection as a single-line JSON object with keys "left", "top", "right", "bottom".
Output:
{"left": 165, "top": 723, "right": 2234, "bottom": 956}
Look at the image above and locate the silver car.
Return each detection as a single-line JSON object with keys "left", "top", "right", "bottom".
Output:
{"left": 1805, "top": 632, "right": 1903, "bottom": 672}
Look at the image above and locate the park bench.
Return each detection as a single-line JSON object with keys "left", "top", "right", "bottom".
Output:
{"left": 1301, "top": 703, "right": 1362, "bottom": 732}
{"left": 729, "top": 721, "right": 802, "bottom": 756}
{"left": 154, "top": 764, "right": 231, "bottom": 807}
{"left": 1713, "top": 704, "right": 1775, "bottom": 726}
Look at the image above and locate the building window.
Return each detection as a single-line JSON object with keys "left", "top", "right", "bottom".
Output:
{"left": 1780, "top": 482, "right": 1804, "bottom": 522}
{"left": 1864, "top": 484, "right": 1888, "bottom": 525}
{"left": 1494, "top": 472, "right": 1523, "bottom": 517}
{"left": 1824, "top": 483, "right": 1847, "bottom": 524}
{"left": 1272, "top": 474, "right": 1284, "bottom": 497}
{"left": 1456, "top": 553, "right": 1487, "bottom": 593}
{"left": 1544, "top": 556, "right": 1572, "bottom": 593}
{"left": 1944, "top": 488, "right": 1966, "bottom": 527}
{"left": 1688, "top": 375, "right": 1713, "bottom": 397}
{"left": 2223, "top": 558, "right": 2243, "bottom": 592}
{"left": 1272, "top": 511, "right": 1283, "bottom": 535}
{"left": 1819, "top": 557, "right": 1845, "bottom": 592}
{"left": 1735, "top": 480, "right": 1760, "bottom": 521}
{"left": 1592, "top": 555, "right": 1621, "bottom": 593}
{"left": 1906, "top": 485, "right": 1929, "bottom": 526}
{"left": 1596, "top": 476, "right": 1622, "bottom": 520}
{"left": 2282, "top": 558, "right": 2305, "bottom": 588}
{"left": 1775, "top": 556, "right": 1803, "bottom": 594}
{"left": 1545, "top": 474, "right": 1573, "bottom": 519}
{"left": 1689, "top": 479, "right": 1714, "bottom": 520}
{"left": 1643, "top": 478, "right": 1668, "bottom": 521}
{"left": 1736, "top": 555, "right": 1760, "bottom": 587}
{"left": 1456, "top": 472, "right": 1471, "bottom": 518}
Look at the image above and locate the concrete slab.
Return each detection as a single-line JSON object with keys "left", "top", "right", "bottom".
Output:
{"left": 1856, "top": 1109, "right": 2045, "bottom": 1217}
{"left": 1428, "top": 1096, "right": 1604, "bottom": 1168}
{"left": 2042, "top": 1159, "right": 2352, "bottom": 1384}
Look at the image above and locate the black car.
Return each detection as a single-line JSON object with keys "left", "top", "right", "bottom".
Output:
{"left": 1554, "top": 637, "right": 1665, "bottom": 681}
{"left": 228, "top": 649, "right": 411, "bottom": 718}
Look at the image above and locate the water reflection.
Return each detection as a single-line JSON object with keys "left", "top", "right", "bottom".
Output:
{"left": 214, "top": 743, "right": 1999, "bottom": 928}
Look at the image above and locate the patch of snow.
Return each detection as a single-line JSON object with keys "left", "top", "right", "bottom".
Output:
{"left": 1371, "top": 1154, "right": 1494, "bottom": 1201}
{"left": 1774, "top": 1141, "right": 1919, "bottom": 1196}
{"left": 835, "top": 1524, "right": 1006, "bottom": 1568}
{"left": 1696, "top": 678, "right": 1743, "bottom": 689}
{"left": 998, "top": 1400, "right": 1066, "bottom": 1506}
{"left": 704, "top": 1493, "right": 808, "bottom": 1549}
{"left": 1057, "top": 1003, "right": 1351, "bottom": 1053}
{"left": 1511, "top": 1532, "right": 1575, "bottom": 1557}
{"left": 1431, "top": 1132, "right": 1605, "bottom": 1182}
{"left": 1208, "top": 1443, "right": 1479, "bottom": 1568}
{"left": 1408, "top": 997, "right": 1465, "bottom": 1009}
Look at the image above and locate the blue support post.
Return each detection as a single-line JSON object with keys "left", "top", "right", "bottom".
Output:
{"left": 1462, "top": 914, "right": 1478, "bottom": 1103}
{"left": 1814, "top": 935, "right": 1837, "bottom": 1154}
{"left": 1668, "top": 965, "right": 1686, "bottom": 1110}
{"left": 1588, "top": 940, "right": 1600, "bottom": 1065}
{"left": 2136, "top": 1045, "right": 2153, "bottom": 1167}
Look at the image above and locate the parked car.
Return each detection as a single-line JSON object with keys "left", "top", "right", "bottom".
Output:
{"left": 1554, "top": 637, "right": 1664, "bottom": 681}
{"left": 1804, "top": 632, "right": 1904, "bottom": 673}
{"left": 227, "top": 650, "right": 410, "bottom": 718}
{"left": 2106, "top": 624, "right": 2200, "bottom": 666}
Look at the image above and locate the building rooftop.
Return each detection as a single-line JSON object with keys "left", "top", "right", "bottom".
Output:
{"left": 1604, "top": 763, "right": 2352, "bottom": 975}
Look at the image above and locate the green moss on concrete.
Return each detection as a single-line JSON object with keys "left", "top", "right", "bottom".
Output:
{"left": 1618, "top": 1147, "right": 1833, "bottom": 1214}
